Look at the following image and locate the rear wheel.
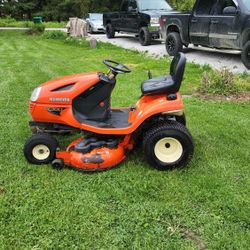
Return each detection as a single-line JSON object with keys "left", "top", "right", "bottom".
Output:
{"left": 139, "top": 27, "right": 151, "bottom": 46}
{"left": 24, "top": 133, "right": 58, "bottom": 165}
{"left": 166, "top": 32, "right": 183, "bottom": 56}
{"left": 143, "top": 121, "right": 194, "bottom": 170}
{"left": 241, "top": 41, "right": 250, "bottom": 69}
{"left": 106, "top": 23, "right": 115, "bottom": 39}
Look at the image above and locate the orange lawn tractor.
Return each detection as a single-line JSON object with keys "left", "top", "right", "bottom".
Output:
{"left": 24, "top": 53, "right": 194, "bottom": 172}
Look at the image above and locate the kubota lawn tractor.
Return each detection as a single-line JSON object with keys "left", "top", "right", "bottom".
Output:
{"left": 24, "top": 53, "right": 194, "bottom": 172}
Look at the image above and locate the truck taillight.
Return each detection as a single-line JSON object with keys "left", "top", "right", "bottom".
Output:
{"left": 159, "top": 16, "right": 164, "bottom": 27}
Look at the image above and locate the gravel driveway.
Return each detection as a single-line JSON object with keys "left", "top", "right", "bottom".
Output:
{"left": 90, "top": 33, "right": 249, "bottom": 74}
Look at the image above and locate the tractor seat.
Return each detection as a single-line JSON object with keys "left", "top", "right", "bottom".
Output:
{"left": 141, "top": 53, "right": 186, "bottom": 96}
{"left": 141, "top": 75, "right": 174, "bottom": 95}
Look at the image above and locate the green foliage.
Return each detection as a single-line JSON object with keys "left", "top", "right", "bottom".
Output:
{"left": 26, "top": 23, "right": 45, "bottom": 35}
{"left": 0, "top": 31, "right": 249, "bottom": 250}
{"left": 42, "top": 30, "right": 67, "bottom": 40}
{"left": 0, "top": 17, "right": 66, "bottom": 28}
{"left": 0, "top": 17, "right": 32, "bottom": 27}
{"left": 0, "top": 0, "right": 195, "bottom": 21}
{"left": 199, "top": 68, "right": 240, "bottom": 96}
{"left": 42, "top": 31, "right": 91, "bottom": 48}
{"left": 64, "top": 37, "right": 90, "bottom": 47}
{"left": 0, "top": 0, "right": 37, "bottom": 19}
{"left": 169, "top": 0, "right": 195, "bottom": 10}
{"left": 0, "top": 0, "right": 121, "bottom": 21}
{"left": 42, "top": 33, "right": 101, "bottom": 49}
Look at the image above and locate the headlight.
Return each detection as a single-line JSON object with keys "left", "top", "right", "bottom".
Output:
{"left": 30, "top": 87, "right": 42, "bottom": 102}
{"left": 150, "top": 17, "right": 160, "bottom": 25}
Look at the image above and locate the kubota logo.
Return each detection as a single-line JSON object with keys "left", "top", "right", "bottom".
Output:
{"left": 49, "top": 98, "right": 70, "bottom": 103}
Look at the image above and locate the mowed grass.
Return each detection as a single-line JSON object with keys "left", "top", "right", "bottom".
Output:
{"left": 0, "top": 31, "right": 249, "bottom": 250}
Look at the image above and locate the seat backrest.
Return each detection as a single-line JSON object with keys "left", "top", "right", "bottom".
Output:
{"left": 170, "top": 52, "right": 186, "bottom": 93}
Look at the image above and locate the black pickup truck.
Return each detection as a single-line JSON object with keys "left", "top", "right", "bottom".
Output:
{"left": 103, "top": 0, "right": 174, "bottom": 46}
{"left": 160, "top": 0, "right": 250, "bottom": 69}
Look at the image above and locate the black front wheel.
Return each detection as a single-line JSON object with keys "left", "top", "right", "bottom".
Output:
{"left": 139, "top": 27, "right": 151, "bottom": 46}
{"left": 24, "top": 133, "right": 58, "bottom": 165}
{"left": 143, "top": 121, "right": 194, "bottom": 170}
{"left": 241, "top": 41, "right": 250, "bottom": 69}
{"left": 166, "top": 32, "right": 183, "bottom": 56}
{"left": 106, "top": 23, "right": 115, "bottom": 39}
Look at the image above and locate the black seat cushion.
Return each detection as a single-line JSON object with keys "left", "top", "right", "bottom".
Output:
{"left": 141, "top": 75, "right": 174, "bottom": 95}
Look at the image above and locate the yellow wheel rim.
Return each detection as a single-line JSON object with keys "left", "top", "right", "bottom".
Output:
{"left": 32, "top": 145, "right": 50, "bottom": 161}
{"left": 154, "top": 137, "right": 183, "bottom": 163}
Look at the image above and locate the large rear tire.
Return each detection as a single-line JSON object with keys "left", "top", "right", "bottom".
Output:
{"left": 106, "top": 23, "right": 115, "bottom": 39}
{"left": 241, "top": 41, "right": 250, "bottom": 69}
{"left": 24, "top": 133, "right": 58, "bottom": 165}
{"left": 139, "top": 27, "right": 151, "bottom": 46}
{"left": 143, "top": 121, "right": 194, "bottom": 170}
{"left": 166, "top": 32, "right": 183, "bottom": 56}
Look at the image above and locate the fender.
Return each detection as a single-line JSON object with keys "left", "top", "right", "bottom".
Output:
{"left": 165, "top": 17, "right": 190, "bottom": 45}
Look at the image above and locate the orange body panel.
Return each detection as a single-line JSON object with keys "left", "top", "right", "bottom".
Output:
{"left": 30, "top": 72, "right": 184, "bottom": 135}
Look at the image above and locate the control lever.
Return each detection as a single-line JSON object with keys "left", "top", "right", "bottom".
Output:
{"left": 148, "top": 70, "right": 152, "bottom": 79}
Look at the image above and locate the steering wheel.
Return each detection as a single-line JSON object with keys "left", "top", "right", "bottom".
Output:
{"left": 103, "top": 60, "right": 131, "bottom": 74}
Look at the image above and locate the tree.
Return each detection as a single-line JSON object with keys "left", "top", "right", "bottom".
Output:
{"left": 0, "top": 0, "right": 195, "bottom": 21}
{"left": 16, "top": 0, "right": 37, "bottom": 19}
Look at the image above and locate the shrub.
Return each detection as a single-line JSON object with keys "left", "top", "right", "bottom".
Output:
{"left": 26, "top": 23, "right": 45, "bottom": 35}
{"left": 42, "top": 31, "right": 67, "bottom": 40}
{"left": 41, "top": 33, "right": 90, "bottom": 48}
{"left": 0, "top": 17, "right": 65, "bottom": 28}
{"left": 0, "top": 17, "right": 32, "bottom": 27}
{"left": 169, "top": 0, "right": 195, "bottom": 10}
{"left": 199, "top": 68, "right": 239, "bottom": 96}
{"left": 64, "top": 37, "right": 89, "bottom": 47}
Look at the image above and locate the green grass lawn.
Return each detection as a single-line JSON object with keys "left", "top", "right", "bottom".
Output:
{"left": 0, "top": 31, "right": 249, "bottom": 250}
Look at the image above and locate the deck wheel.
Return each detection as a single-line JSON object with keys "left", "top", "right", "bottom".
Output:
{"left": 24, "top": 133, "right": 58, "bottom": 165}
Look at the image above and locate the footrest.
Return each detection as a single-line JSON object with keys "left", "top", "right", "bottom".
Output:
{"left": 74, "top": 138, "right": 118, "bottom": 154}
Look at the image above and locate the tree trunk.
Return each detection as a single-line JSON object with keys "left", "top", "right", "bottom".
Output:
{"left": 28, "top": 10, "right": 32, "bottom": 20}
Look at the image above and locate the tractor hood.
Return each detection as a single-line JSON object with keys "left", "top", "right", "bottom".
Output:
{"left": 41, "top": 72, "right": 99, "bottom": 89}
{"left": 36, "top": 72, "right": 100, "bottom": 104}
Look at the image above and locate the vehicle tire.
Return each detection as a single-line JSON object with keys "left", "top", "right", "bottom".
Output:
{"left": 139, "top": 27, "right": 151, "bottom": 46}
{"left": 143, "top": 121, "right": 194, "bottom": 170}
{"left": 52, "top": 159, "right": 64, "bottom": 170}
{"left": 89, "top": 25, "right": 93, "bottom": 34}
{"left": 166, "top": 32, "right": 183, "bottom": 56}
{"left": 106, "top": 23, "right": 115, "bottom": 39}
{"left": 241, "top": 41, "right": 250, "bottom": 69}
{"left": 24, "top": 133, "right": 58, "bottom": 165}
